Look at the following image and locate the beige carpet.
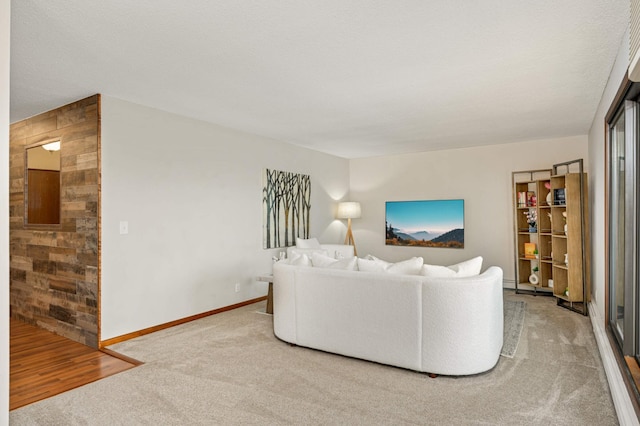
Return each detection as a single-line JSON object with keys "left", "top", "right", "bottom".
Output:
{"left": 10, "top": 291, "right": 618, "bottom": 425}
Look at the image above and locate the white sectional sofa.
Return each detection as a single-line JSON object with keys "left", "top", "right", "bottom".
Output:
{"left": 285, "top": 244, "right": 355, "bottom": 260}
{"left": 273, "top": 262, "right": 504, "bottom": 376}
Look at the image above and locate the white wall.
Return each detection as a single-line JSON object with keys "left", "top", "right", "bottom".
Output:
{"left": 101, "top": 96, "right": 349, "bottom": 340}
{"left": 349, "top": 136, "right": 588, "bottom": 284}
{"left": 1, "top": 0, "right": 9, "bottom": 423}
{"left": 585, "top": 29, "right": 640, "bottom": 425}
{"left": 588, "top": 29, "right": 630, "bottom": 321}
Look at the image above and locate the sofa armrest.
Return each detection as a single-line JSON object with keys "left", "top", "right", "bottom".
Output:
{"left": 420, "top": 266, "right": 504, "bottom": 375}
{"left": 272, "top": 263, "right": 298, "bottom": 343}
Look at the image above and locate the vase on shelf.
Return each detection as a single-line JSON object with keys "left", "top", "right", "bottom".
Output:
{"left": 529, "top": 225, "right": 537, "bottom": 233}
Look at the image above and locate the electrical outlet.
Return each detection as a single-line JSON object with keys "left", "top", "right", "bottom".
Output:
{"left": 235, "top": 282, "right": 240, "bottom": 292}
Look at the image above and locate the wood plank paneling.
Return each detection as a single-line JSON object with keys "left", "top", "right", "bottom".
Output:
{"left": 10, "top": 95, "right": 101, "bottom": 347}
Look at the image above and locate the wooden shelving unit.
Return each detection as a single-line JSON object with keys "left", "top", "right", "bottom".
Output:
{"left": 512, "top": 159, "right": 590, "bottom": 315}
{"left": 550, "top": 160, "right": 590, "bottom": 315}
{"left": 512, "top": 169, "right": 553, "bottom": 296}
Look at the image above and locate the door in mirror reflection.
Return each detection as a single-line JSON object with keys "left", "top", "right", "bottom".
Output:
{"left": 26, "top": 141, "right": 61, "bottom": 225}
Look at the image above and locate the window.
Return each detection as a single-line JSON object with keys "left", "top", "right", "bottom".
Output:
{"left": 607, "top": 81, "right": 640, "bottom": 368}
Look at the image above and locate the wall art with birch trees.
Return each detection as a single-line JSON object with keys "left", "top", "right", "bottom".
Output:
{"left": 262, "top": 168, "right": 311, "bottom": 249}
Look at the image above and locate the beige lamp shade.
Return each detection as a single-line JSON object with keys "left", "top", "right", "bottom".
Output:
{"left": 337, "top": 202, "right": 361, "bottom": 219}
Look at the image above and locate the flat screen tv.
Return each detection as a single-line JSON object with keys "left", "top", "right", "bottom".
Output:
{"left": 385, "top": 199, "right": 464, "bottom": 249}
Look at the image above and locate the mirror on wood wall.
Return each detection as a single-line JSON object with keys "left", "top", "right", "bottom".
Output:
{"left": 25, "top": 140, "right": 61, "bottom": 225}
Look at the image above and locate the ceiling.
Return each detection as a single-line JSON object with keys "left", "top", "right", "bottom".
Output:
{"left": 10, "top": 1, "right": 629, "bottom": 159}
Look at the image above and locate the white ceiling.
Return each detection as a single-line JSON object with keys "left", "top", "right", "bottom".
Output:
{"left": 10, "top": 1, "right": 629, "bottom": 159}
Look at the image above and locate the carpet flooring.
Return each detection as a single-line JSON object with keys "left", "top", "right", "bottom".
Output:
{"left": 9, "top": 291, "right": 618, "bottom": 425}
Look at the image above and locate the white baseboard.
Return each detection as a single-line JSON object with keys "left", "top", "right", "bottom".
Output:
{"left": 503, "top": 278, "right": 515, "bottom": 289}
{"left": 589, "top": 302, "right": 639, "bottom": 426}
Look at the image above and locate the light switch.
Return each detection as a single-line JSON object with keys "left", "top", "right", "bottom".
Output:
{"left": 119, "top": 221, "right": 129, "bottom": 235}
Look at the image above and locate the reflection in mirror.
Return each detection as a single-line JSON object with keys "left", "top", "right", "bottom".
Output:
{"left": 26, "top": 141, "right": 61, "bottom": 225}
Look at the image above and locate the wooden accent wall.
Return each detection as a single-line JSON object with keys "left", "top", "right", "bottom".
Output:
{"left": 9, "top": 95, "right": 100, "bottom": 348}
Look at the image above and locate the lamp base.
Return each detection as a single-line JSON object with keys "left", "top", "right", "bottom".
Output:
{"left": 344, "top": 218, "right": 358, "bottom": 256}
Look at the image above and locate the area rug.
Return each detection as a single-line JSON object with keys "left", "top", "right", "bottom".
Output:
{"left": 501, "top": 300, "right": 525, "bottom": 358}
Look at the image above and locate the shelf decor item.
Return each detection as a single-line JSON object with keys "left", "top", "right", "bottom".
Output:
{"left": 517, "top": 192, "right": 527, "bottom": 207}
{"left": 545, "top": 181, "right": 552, "bottom": 205}
{"left": 553, "top": 188, "right": 566, "bottom": 205}
{"left": 524, "top": 209, "right": 537, "bottom": 232}
{"left": 524, "top": 242, "right": 536, "bottom": 259}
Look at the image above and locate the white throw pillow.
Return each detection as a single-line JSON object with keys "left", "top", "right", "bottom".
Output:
{"left": 310, "top": 252, "right": 338, "bottom": 267}
{"left": 448, "top": 256, "right": 483, "bottom": 277}
{"left": 420, "top": 263, "right": 458, "bottom": 278}
{"left": 327, "top": 257, "right": 358, "bottom": 270}
{"left": 385, "top": 257, "right": 424, "bottom": 275}
{"left": 366, "top": 254, "right": 391, "bottom": 268}
{"left": 357, "top": 257, "right": 386, "bottom": 273}
{"left": 420, "top": 256, "right": 483, "bottom": 278}
{"left": 288, "top": 253, "right": 312, "bottom": 267}
{"left": 364, "top": 255, "right": 424, "bottom": 275}
{"left": 311, "top": 252, "right": 357, "bottom": 270}
{"left": 296, "top": 237, "right": 321, "bottom": 249}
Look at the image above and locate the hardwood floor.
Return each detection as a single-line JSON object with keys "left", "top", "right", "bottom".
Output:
{"left": 10, "top": 318, "right": 141, "bottom": 410}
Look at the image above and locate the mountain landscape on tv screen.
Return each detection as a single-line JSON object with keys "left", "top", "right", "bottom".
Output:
{"left": 386, "top": 227, "right": 464, "bottom": 248}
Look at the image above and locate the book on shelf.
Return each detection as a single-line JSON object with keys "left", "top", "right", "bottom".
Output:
{"left": 524, "top": 242, "right": 537, "bottom": 259}
{"left": 517, "top": 191, "right": 527, "bottom": 207}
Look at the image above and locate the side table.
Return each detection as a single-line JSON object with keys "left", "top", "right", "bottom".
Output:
{"left": 256, "top": 274, "right": 274, "bottom": 314}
